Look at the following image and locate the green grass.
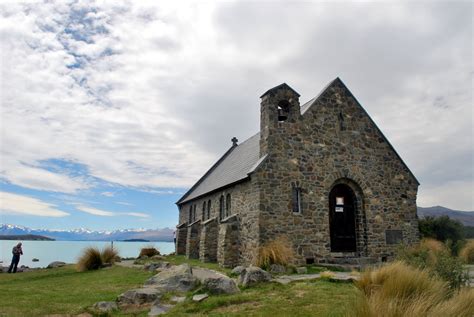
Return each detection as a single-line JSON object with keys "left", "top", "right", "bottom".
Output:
{"left": 167, "top": 280, "right": 358, "bottom": 317}
{"left": 137, "top": 255, "right": 233, "bottom": 275}
{"left": 0, "top": 265, "right": 154, "bottom": 317}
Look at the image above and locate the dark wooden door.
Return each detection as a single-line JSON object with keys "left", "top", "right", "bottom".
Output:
{"left": 329, "top": 184, "right": 356, "bottom": 252}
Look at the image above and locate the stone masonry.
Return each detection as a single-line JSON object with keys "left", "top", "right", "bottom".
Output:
{"left": 176, "top": 78, "right": 419, "bottom": 267}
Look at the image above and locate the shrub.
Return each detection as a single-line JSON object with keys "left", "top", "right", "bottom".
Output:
{"left": 459, "top": 240, "right": 474, "bottom": 264}
{"left": 77, "top": 247, "right": 103, "bottom": 272}
{"left": 419, "top": 216, "right": 465, "bottom": 254}
{"left": 397, "top": 239, "right": 468, "bottom": 290}
{"left": 349, "top": 261, "right": 474, "bottom": 317}
{"left": 320, "top": 271, "right": 335, "bottom": 279}
{"left": 139, "top": 246, "right": 160, "bottom": 258}
{"left": 255, "top": 237, "right": 294, "bottom": 270}
{"left": 101, "top": 246, "right": 119, "bottom": 264}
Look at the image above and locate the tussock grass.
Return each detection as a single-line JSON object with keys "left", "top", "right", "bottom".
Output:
{"left": 139, "top": 245, "right": 160, "bottom": 258}
{"left": 77, "top": 247, "right": 103, "bottom": 272}
{"left": 255, "top": 237, "right": 294, "bottom": 269}
{"left": 459, "top": 240, "right": 474, "bottom": 264}
{"left": 76, "top": 246, "right": 120, "bottom": 272}
{"left": 101, "top": 246, "right": 119, "bottom": 264}
{"left": 349, "top": 261, "right": 474, "bottom": 317}
{"left": 320, "top": 271, "right": 335, "bottom": 279}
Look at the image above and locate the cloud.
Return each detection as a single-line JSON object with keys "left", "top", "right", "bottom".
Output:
{"left": 0, "top": 1, "right": 472, "bottom": 210}
{"left": 100, "top": 192, "right": 115, "bottom": 197}
{"left": 0, "top": 191, "right": 69, "bottom": 217}
{"left": 75, "top": 204, "right": 150, "bottom": 218}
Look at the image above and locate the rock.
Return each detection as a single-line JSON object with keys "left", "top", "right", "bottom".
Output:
{"left": 32, "top": 258, "right": 39, "bottom": 262}
{"left": 231, "top": 266, "right": 245, "bottom": 276}
{"left": 93, "top": 301, "right": 118, "bottom": 312}
{"left": 47, "top": 261, "right": 66, "bottom": 268}
{"left": 144, "top": 264, "right": 198, "bottom": 292}
{"left": 151, "top": 255, "right": 164, "bottom": 260}
{"left": 192, "top": 293, "right": 209, "bottom": 302}
{"left": 117, "top": 287, "right": 162, "bottom": 305}
{"left": 170, "top": 296, "right": 186, "bottom": 303}
{"left": 144, "top": 262, "right": 170, "bottom": 272}
{"left": 148, "top": 304, "right": 173, "bottom": 316}
{"left": 203, "top": 275, "right": 240, "bottom": 295}
{"left": 296, "top": 267, "right": 308, "bottom": 274}
{"left": 269, "top": 264, "right": 286, "bottom": 274}
{"left": 238, "top": 266, "right": 272, "bottom": 287}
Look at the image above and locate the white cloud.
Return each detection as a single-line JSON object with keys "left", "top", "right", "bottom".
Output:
{"left": 75, "top": 204, "right": 150, "bottom": 218}
{"left": 0, "top": 1, "right": 471, "bottom": 210}
{"left": 0, "top": 191, "right": 69, "bottom": 217}
{"left": 100, "top": 192, "right": 115, "bottom": 197}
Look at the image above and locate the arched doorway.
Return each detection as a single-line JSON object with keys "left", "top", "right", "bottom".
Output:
{"left": 329, "top": 184, "right": 357, "bottom": 252}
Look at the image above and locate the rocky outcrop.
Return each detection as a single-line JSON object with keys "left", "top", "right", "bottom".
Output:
{"left": 238, "top": 266, "right": 272, "bottom": 287}
{"left": 117, "top": 287, "right": 162, "bottom": 305}
{"left": 144, "top": 264, "right": 198, "bottom": 292}
{"left": 92, "top": 301, "right": 118, "bottom": 312}
{"left": 47, "top": 261, "right": 66, "bottom": 268}
{"left": 230, "top": 266, "right": 245, "bottom": 276}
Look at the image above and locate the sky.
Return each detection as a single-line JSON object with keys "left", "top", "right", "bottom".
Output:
{"left": 0, "top": 0, "right": 472, "bottom": 231}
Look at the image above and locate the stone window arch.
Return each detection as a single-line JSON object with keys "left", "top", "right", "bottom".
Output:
{"left": 207, "top": 199, "right": 211, "bottom": 219}
{"left": 226, "top": 193, "right": 231, "bottom": 217}
{"left": 202, "top": 201, "right": 207, "bottom": 220}
{"left": 219, "top": 195, "right": 225, "bottom": 220}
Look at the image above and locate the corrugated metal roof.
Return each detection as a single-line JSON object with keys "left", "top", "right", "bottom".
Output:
{"left": 177, "top": 133, "right": 261, "bottom": 204}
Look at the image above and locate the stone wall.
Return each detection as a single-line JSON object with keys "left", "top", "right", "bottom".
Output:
{"left": 217, "top": 214, "right": 241, "bottom": 268}
{"left": 257, "top": 79, "right": 419, "bottom": 264}
{"left": 199, "top": 217, "right": 218, "bottom": 262}
{"left": 175, "top": 223, "right": 187, "bottom": 255}
{"left": 186, "top": 220, "right": 201, "bottom": 259}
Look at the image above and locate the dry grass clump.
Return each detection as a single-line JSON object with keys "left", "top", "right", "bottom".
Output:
{"left": 320, "top": 271, "right": 335, "bottom": 279}
{"left": 101, "top": 246, "right": 119, "bottom": 264}
{"left": 76, "top": 246, "right": 120, "bottom": 272}
{"left": 349, "top": 261, "right": 474, "bottom": 317}
{"left": 77, "top": 247, "right": 103, "bottom": 272}
{"left": 459, "top": 240, "right": 474, "bottom": 264}
{"left": 255, "top": 237, "right": 294, "bottom": 270}
{"left": 139, "top": 246, "right": 160, "bottom": 258}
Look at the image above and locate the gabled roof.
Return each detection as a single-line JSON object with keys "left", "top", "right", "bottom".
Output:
{"left": 177, "top": 133, "right": 262, "bottom": 205}
{"left": 260, "top": 83, "right": 300, "bottom": 98}
{"left": 177, "top": 77, "right": 419, "bottom": 205}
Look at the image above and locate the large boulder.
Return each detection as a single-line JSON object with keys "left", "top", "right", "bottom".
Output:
{"left": 269, "top": 264, "right": 286, "bottom": 274}
{"left": 230, "top": 266, "right": 245, "bottom": 276}
{"left": 117, "top": 287, "right": 162, "bottom": 305}
{"left": 47, "top": 261, "right": 66, "bottom": 268}
{"left": 144, "top": 264, "right": 198, "bottom": 292}
{"left": 144, "top": 262, "right": 171, "bottom": 272}
{"left": 203, "top": 275, "right": 240, "bottom": 294}
{"left": 238, "top": 266, "right": 272, "bottom": 287}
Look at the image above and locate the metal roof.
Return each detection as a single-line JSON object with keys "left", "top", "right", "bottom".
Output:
{"left": 177, "top": 133, "right": 261, "bottom": 204}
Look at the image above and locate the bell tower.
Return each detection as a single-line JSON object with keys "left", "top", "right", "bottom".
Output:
{"left": 259, "top": 83, "right": 300, "bottom": 156}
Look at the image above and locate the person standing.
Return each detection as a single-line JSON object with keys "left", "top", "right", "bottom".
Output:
{"left": 8, "top": 242, "right": 23, "bottom": 273}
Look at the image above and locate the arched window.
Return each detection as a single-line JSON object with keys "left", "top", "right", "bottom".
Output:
{"left": 202, "top": 201, "right": 207, "bottom": 220}
{"left": 226, "top": 193, "right": 231, "bottom": 217}
{"left": 219, "top": 195, "right": 225, "bottom": 220}
{"left": 207, "top": 199, "right": 211, "bottom": 219}
{"left": 292, "top": 187, "right": 302, "bottom": 213}
{"left": 188, "top": 205, "right": 193, "bottom": 223}
{"left": 193, "top": 205, "right": 197, "bottom": 221}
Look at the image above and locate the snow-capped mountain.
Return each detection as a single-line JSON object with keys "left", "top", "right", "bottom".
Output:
{"left": 0, "top": 224, "right": 174, "bottom": 241}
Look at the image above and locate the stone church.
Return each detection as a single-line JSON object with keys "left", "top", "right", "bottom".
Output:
{"left": 176, "top": 78, "right": 419, "bottom": 267}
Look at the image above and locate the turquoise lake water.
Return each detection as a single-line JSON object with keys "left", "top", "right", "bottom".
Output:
{"left": 0, "top": 240, "right": 175, "bottom": 268}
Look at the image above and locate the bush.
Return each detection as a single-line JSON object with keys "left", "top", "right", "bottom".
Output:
{"left": 101, "top": 246, "right": 119, "bottom": 264}
{"left": 255, "top": 237, "right": 294, "bottom": 270}
{"left": 77, "top": 247, "right": 103, "bottom": 272}
{"left": 349, "top": 261, "right": 474, "bottom": 317}
{"left": 397, "top": 239, "right": 469, "bottom": 290}
{"left": 419, "top": 216, "right": 465, "bottom": 254}
{"left": 460, "top": 240, "right": 474, "bottom": 264}
{"left": 139, "top": 246, "right": 160, "bottom": 258}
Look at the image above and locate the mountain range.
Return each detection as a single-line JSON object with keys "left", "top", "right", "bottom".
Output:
{"left": 1, "top": 206, "right": 472, "bottom": 241}
{"left": 0, "top": 224, "right": 174, "bottom": 242}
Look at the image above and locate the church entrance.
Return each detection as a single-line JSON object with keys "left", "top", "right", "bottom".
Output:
{"left": 329, "top": 184, "right": 357, "bottom": 252}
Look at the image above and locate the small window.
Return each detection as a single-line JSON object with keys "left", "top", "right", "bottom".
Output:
{"left": 207, "top": 199, "right": 211, "bottom": 219}
{"left": 277, "top": 100, "right": 290, "bottom": 122}
{"left": 193, "top": 205, "right": 197, "bottom": 221}
{"left": 202, "top": 201, "right": 207, "bottom": 220}
{"left": 226, "top": 193, "right": 231, "bottom": 217}
{"left": 292, "top": 187, "right": 302, "bottom": 213}
{"left": 219, "top": 195, "right": 225, "bottom": 220}
{"left": 338, "top": 112, "right": 345, "bottom": 131}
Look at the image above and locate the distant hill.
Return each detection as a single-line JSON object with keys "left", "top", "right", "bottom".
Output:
{"left": 0, "top": 234, "right": 54, "bottom": 241}
{"left": 417, "top": 206, "right": 474, "bottom": 226}
{"left": 0, "top": 224, "right": 174, "bottom": 242}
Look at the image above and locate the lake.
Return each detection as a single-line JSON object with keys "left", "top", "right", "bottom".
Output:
{"left": 0, "top": 240, "right": 175, "bottom": 268}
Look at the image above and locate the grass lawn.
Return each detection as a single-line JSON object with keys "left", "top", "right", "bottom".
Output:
{"left": 0, "top": 265, "right": 154, "bottom": 317}
{"left": 168, "top": 279, "right": 358, "bottom": 317}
